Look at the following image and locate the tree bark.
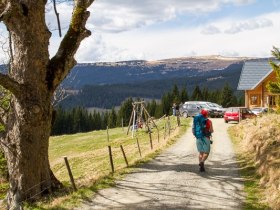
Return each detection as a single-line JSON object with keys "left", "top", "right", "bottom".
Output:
{"left": 0, "top": 3, "right": 61, "bottom": 209}
{"left": 0, "top": 1, "right": 94, "bottom": 209}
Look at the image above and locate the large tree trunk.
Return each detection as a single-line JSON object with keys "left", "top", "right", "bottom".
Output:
{"left": 0, "top": 3, "right": 62, "bottom": 209}
{"left": 0, "top": 1, "right": 94, "bottom": 209}
{"left": 3, "top": 94, "right": 61, "bottom": 209}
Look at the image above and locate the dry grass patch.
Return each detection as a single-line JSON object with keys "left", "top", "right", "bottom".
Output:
{"left": 229, "top": 114, "right": 280, "bottom": 210}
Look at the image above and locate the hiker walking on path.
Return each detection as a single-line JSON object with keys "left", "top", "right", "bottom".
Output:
{"left": 192, "top": 109, "right": 214, "bottom": 172}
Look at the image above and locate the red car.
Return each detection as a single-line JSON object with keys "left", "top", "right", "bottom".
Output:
{"left": 224, "top": 107, "right": 256, "bottom": 123}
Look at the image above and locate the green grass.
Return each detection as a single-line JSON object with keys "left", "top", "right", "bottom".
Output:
{"left": 18, "top": 116, "right": 189, "bottom": 209}
{"left": 228, "top": 128, "right": 269, "bottom": 210}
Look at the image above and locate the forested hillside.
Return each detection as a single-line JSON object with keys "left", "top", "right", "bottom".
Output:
{"left": 60, "top": 63, "right": 243, "bottom": 109}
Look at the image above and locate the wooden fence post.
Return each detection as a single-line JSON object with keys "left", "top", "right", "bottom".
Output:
{"left": 120, "top": 145, "right": 129, "bottom": 167}
{"left": 136, "top": 137, "right": 142, "bottom": 157}
{"left": 168, "top": 116, "right": 171, "bottom": 137}
{"left": 108, "top": 146, "right": 114, "bottom": 173}
{"left": 177, "top": 114, "right": 180, "bottom": 127}
{"left": 107, "top": 126, "right": 109, "bottom": 143}
{"left": 164, "top": 122, "right": 167, "bottom": 140}
{"left": 63, "top": 156, "right": 77, "bottom": 191}
{"left": 149, "top": 131, "right": 153, "bottom": 150}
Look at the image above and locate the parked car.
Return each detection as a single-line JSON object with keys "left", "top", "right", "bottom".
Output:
{"left": 180, "top": 102, "right": 201, "bottom": 117}
{"left": 251, "top": 107, "right": 274, "bottom": 116}
{"left": 208, "top": 102, "right": 226, "bottom": 117}
{"left": 224, "top": 107, "right": 256, "bottom": 123}
{"left": 195, "top": 101, "right": 216, "bottom": 117}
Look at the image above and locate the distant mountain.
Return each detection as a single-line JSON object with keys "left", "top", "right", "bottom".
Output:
{"left": 59, "top": 56, "right": 270, "bottom": 108}
{"left": 63, "top": 55, "right": 255, "bottom": 88}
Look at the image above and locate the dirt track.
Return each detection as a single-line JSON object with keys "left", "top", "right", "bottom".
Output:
{"left": 76, "top": 118, "right": 245, "bottom": 210}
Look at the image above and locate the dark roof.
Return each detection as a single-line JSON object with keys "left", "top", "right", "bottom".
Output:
{"left": 237, "top": 61, "right": 273, "bottom": 90}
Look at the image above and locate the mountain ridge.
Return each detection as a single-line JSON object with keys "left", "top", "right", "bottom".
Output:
{"left": 59, "top": 56, "right": 271, "bottom": 108}
{"left": 64, "top": 55, "right": 267, "bottom": 89}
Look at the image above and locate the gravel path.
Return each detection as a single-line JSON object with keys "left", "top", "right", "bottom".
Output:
{"left": 76, "top": 118, "right": 244, "bottom": 210}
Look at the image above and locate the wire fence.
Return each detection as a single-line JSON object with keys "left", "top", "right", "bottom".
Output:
{"left": 50, "top": 115, "right": 181, "bottom": 190}
{"left": 2, "top": 115, "right": 186, "bottom": 209}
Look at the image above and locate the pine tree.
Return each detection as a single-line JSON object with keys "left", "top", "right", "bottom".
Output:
{"left": 172, "top": 84, "right": 180, "bottom": 103}
{"left": 161, "top": 92, "right": 173, "bottom": 115}
{"left": 210, "top": 89, "right": 222, "bottom": 105}
{"left": 180, "top": 87, "right": 189, "bottom": 103}
{"left": 94, "top": 111, "right": 102, "bottom": 130}
{"left": 102, "top": 111, "right": 109, "bottom": 129}
{"left": 238, "top": 95, "right": 245, "bottom": 106}
{"left": 155, "top": 103, "right": 164, "bottom": 118}
{"left": 201, "top": 87, "right": 210, "bottom": 101}
{"left": 117, "top": 98, "right": 133, "bottom": 126}
{"left": 267, "top": 47, "right": 280, "bottom": 112}
{"left": 147, "top": 99, "right": 157, "bottom": 117}
{"left": 52, "top": 106, "right": 65, "bottom": 135}
{"left": 221, "top": 83, "right": 234, "bottom": 107}
{"left": 109, "top": 107, "right": 117, "bottom": 128}
{"left": 191, "top": 85, "right": 203, "bottom": 101}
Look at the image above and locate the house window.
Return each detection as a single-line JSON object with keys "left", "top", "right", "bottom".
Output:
{"left": 250, "top": 94, "right": 259, "bottom": 105}
{"left": 269, "top": 95, "right": 276, "bottom": 106}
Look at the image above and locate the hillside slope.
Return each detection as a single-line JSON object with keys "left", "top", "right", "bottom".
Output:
{"left": 61, "top": 63, "right": 243, "bottom": 108}
{"left": 58, "top": 56, "right": 271, "bottom": 108}
{"left": 63, "top": 56, "right": 249, "bottom": 88}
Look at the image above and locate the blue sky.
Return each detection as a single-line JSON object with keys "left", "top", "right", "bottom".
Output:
{"left": 1, "top": 0, "right": 280, "bottom": 63}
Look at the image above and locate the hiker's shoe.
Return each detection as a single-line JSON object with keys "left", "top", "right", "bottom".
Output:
{"left": 199, "top": 162, "right": 205, "bottom": 172}
{"left": 200, "top": 166, "right": 205, "bottom": 172}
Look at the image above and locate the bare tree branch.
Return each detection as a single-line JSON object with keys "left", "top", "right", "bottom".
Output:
{"left": 53, "top": 0, "right": 62, "bottom": 37}
{"left": 0, "top": 1, "right": 12, "bottom": 21}
{"left": 0, "top": 73, "right": 21, "bottom": 97}
{"left": 47, "top": 0, "right": 95, "bottom": 92}
{"left": 52, "top": 85, "right": 69, "bottom": 106}
{"left": 7, "top": 28, "right": 13, "bottom": 63}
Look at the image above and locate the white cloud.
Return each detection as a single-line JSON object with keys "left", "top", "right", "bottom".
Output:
{"left": 46, "top": 0, "right": 262, "bottom": 62}
{"left": 201, "top": 25, "right": 222, "bottom": 34}
{"left": 224, "top": 18, "right": 273, "bottom": 34}
{"left": 231, "top": 0, "right": 255, "bottom": 6}
{"left": 1, "top": 0, "right": 278, "bottom": 64}
{"left": 89, "top": 0, "right": 256, "bottom": 33}
{"left": 75, "top": 34, "right": 145, "bottom": 62}
{"left": 0, "top": 29, "right": 10, "bottom": 64}
{"left": 72, "top": 10, "right": 280, "bottom": 62}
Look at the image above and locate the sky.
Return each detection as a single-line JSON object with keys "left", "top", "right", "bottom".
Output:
{"left": 1, "top": 0, "right": 280, "bottom": 63}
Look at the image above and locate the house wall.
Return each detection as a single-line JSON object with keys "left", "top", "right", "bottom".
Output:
{"left": 246, "top": 72, "right": 279, "bottom": 109}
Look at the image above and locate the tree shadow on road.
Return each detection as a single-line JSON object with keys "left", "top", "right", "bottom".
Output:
{"left": 79, "top": 154, "right": 244, "bottom": 210}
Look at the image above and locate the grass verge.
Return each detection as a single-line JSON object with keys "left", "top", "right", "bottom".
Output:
{"left": 228, "top": 127, "right": 269, "bottom": 210}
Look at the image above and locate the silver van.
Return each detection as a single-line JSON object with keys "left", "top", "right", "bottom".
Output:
{"left": 179, "top": 101, "right": 201, "bottom": 117}
{"left": 195, "top": 101, "right": 217, "bottom": 118}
